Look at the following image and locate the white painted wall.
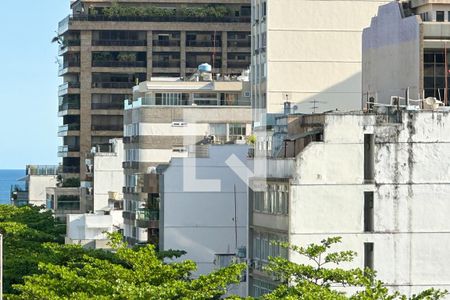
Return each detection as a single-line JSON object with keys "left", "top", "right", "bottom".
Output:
{"left": 289, "top": 111, "right": 450, "bottom": 297}
{"left": 252, "top": 0, "right": 390, "bottom": 117}
{"left": 28, "top": 175, "right": 58, "bottom": 206}
{"left": 93, "top": 139, "right": 124, "bottom": 211}
{"left": 162, "top": 145, "right": 251, "bottom": 297}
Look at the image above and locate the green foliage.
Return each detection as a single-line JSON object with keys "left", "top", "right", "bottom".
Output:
{"left": 0, "top": 205, "right": 65, "bottom": 294}
{"left": 61, "top": 177, "right": 80, "bottom": 187}
{"left": 99, "top": 2, "right": 231, "bottom": 18}
{"left": 260, "top": 237, "right": 447, "bottom": 300}
{"left": 10, "top": 232, "right": 246, "bottom": 300}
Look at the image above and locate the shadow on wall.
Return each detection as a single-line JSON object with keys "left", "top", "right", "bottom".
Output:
{"left": 288, "top": 72, "right": 363, "bottom": 114}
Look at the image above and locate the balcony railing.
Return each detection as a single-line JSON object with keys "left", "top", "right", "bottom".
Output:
{"left": 26, "top": 165, "right": 59, "bottom": 176}
{"left": 92, "top": 61, "right": 147, "bottom": 68}
{"left": 186, "top": 61, "right": 221, "bottom": 68}
{"left": 186, "top": 40, "right": 222, "bottom": 47}
{"left": 227, "top": 41, "right": 251, "bottom": 48}
{"left": 91, "top": 125, "right": 123, "bottom": 131}
{"left": 58, "top": 124, "right": 80, "bottom": 133}
{"left": 91, "top": 103, "right": 123, "bottom": 110}
{"left": 92, "top": 82, "right": 135, "bottom": 89}
{"left": 153, "top": 40, "right": 180, "bottom": 47}
{"left": 62, "top": 60, "right": 80, "bottom": 68}
{"left": 227, "top": 61, "right": 250, "bottom": 69}
{"left": 58, "top": 145, "right": 80, "bottom": 153}
{"left": 92, "top": 40, "right": 147, "bottom": 46}
{"left": 152, "top": 61, "right": 180, "bottom": 68}
{"left": 59, "top": 102, "right": 80, "bottom": 111}
{"left": 69, "top": 14, "right": 250, "bottom": 24}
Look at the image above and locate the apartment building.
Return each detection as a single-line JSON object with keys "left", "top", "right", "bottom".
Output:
{"left": 159, "top": 144, "right": 251, "bottom": 297}
{"left": 363, "top": 1, "right": 450, "bottom": 106}
{"left": 11, "top": 165, "right": 58, "bottom": 207}
{"left": 122, "top": 70, "right": 252, "bottom": 245}
{"left": 48, "top": 138, "right": 124, "bottom": 221}
{"left": 56, "top": 0, "right": 251, "bottom": 186}
{"left": 248, "top": 105, "right": 450, "bottom": 297}
{"left": 251, "top": 0, "right": 389, "bottom": 124}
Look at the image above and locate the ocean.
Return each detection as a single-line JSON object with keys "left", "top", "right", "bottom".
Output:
{"left": 0, "top": 169, "right": 25, "bottom": 205}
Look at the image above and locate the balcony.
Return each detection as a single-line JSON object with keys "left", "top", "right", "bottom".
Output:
{"left": 91, "top": 103, "right": 123, "bottom": 110}
{"left": 92, "top": 40, "right": 147, "bottom": 46}
{"left": 92, "top": 61, "right": 147, "bottom": 68}
{"left": 227, "top": 41, "right": 251, "bottom": 48}
{"left": 91, "top": 125, "right": 123, "bottom": 132}
{"left": 69, "top": 14, "right": 250, "bottom": 24}
{"left": 123, "top": 136, "right": 139, "bottom": 144}
{"left": 58, "top": 124, "right": 80, "bottom": 136}
{"left": 227, "top": 61, "right": 250, "bottom": 69}
{"left": 92, "top": 82, "right": 135, "bottom": 89}
{"left": 59, "top": 40, "right": 81, "bottom": 55}
{"left": 153, "top": 40, "right": 180, "bottom": 47}
{"left": 26, "top": 165, "right": 59, "bottom": 176}
{"left": 186, "top": 40, "right": 222, "bottom": 47}
{"left": 59, "top": 82, "right": 80, "bottom": 96}
{"left": 59, "top": 101, "right": 80, "bottom": 112}
{"left": 152, "top": 61, "right": 180, "bottom": 68}
{"left": 58, "top": 145, "right": 80, "bottom": 157}
{"left": 136, "top": 209, "right": 159, "bottom": 229}
{"left": 122, "top": 161, "right": 139, "bottom": 169}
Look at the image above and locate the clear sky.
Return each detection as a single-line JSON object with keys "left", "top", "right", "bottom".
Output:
{"left": 0, "top": 0, "right": 70, "bottom": 169}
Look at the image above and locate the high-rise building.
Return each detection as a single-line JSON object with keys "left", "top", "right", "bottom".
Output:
{"left": 363, "top": 1, "right": 450, "bottom": 105}
{"left": 56, "top": 0, "right": 251, "bottom": 214}
{"left": 251, "top": 0, "right": 389, "bottom": 124}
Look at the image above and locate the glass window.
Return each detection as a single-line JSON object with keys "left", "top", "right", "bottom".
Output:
{"left": 437, "top": 11, "right": 445, "bottom": 22}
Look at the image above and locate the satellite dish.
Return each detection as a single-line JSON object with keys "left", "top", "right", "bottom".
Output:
{"left": 424, "top": 97, "right": 442, "bottom": 110}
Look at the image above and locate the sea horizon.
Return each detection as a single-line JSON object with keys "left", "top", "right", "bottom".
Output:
{"left": 0, "top": 169, "right": 26, "bottom": 205}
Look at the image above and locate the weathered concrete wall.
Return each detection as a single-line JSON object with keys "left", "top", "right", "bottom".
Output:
{"left": 289, "top": 111, "right": 450, "bottom": 297}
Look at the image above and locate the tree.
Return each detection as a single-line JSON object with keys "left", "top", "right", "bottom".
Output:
{"left": 260, "top": 237, "right": 447, "bottom": 300}
{"left": 9, "top": 233, "right": 246, "bottom": 300}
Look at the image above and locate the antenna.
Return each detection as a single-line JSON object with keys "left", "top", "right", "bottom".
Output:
{"left": 310, "top": 99, "right": 327, "bottom": 113}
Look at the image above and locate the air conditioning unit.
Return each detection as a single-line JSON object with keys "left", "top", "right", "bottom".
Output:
{"left": 172, "top": 121, "right": 188, "bottom": 127}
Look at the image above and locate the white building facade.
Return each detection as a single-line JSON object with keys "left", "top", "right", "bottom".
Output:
{"left": 251, "top": 0, "right": 389, "bottom": 123}
{"left": 123, "top": 75, "right": 252, "bottom": 245}
{"left": 160, "top": 145, "right": 251, "bottom": 296}
{"left": 249, "top": 108, "right": 450, "bottom": 297}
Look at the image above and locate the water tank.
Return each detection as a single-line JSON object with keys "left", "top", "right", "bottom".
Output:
{"left": 198, "top": 63, "right": 212, "bottom": 73}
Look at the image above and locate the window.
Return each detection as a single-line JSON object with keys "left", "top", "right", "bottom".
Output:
{"left": 437, "top": 11, "right": 445, "bottom": 22}
{"left": 364, "top": 192, "right": 374, "bottom": 232}
{"left": 364, "top": 243, "right": 374, "bottom": 270}
{"left": 364, "top": 134, "right": 374, "bottom": 182}
{"left": 229, "top": 123, "right": 247, "bottom": 137}
{"left": 262, "top": 2, "right": 267, "bottom": 17}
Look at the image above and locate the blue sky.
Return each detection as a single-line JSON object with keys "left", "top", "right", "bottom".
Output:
{"left": 0, "top": 1, "right": 70, "bottom": 169}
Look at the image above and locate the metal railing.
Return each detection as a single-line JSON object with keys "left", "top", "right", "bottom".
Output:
{"left": 153, "top": 40, "right": 180, "bottom": 47}
{"left": 91, "top": 125, "right": 123, "bottom": 131}
{"left": 152, "top": 61, "right": 180, "bottom": 68}
{"left": 227, "top": 41, "right": 251, "bottom": 48}
{"left": 59, "top": 102, "right": 80, "bottom": 111}
{"left": 69, "top": 14, "right": 250, "bottom": 24}
{"left": 91, "top": 103, "right": 123, "bottom": 110}
{"left": 62, "top": 166, "right": 80, "bottom": 173}
{"left": 92, "top": 39, "right": 147, "bottom": 46}
{"left": 58, "top": 145, "right": 80, "bottom": 152}
{"left": 186, "top": 40, "right": 221, "bottom": 47}
{"left": 92, "top": 82, "right": 135, "bottom": 89}
{"left": 92, "top": 61, "right": 147, "bottom": 68}
{"left": 228, "top": 61, "right": 250, "bottom": 69}
{"left": 58, "top": 124, "right": 80, "bottom": 132}
{"left": 26, "top": 165, "right": 59, "bottom": 176}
